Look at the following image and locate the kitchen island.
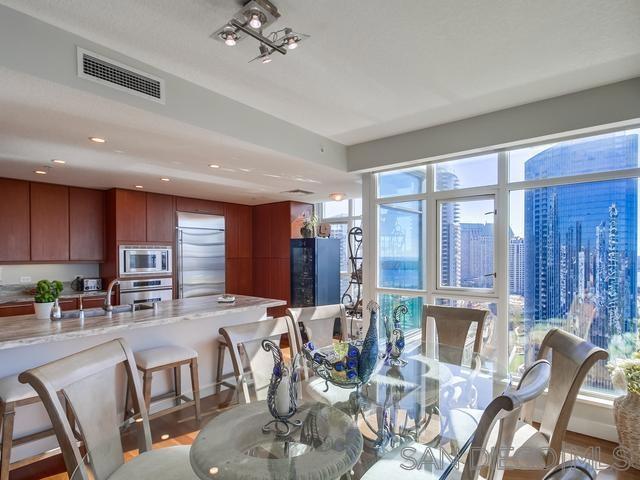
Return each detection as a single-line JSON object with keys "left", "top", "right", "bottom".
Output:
{"left": 0, "top": 294, "right": 285, "bottom": 461}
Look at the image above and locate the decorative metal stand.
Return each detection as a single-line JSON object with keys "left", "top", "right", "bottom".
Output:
{"left": 261, "top": 339, "right": 303, "bottom": 437}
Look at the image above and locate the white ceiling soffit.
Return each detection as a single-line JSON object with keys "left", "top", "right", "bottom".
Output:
{"left": 0, "top": 0, "right": 638, "bottom": 147}
{"left": 0, "top": 67, "right": 361, "bottom": 205}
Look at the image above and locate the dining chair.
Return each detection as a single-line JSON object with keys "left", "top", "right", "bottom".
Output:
{"left": 503, "top": 328, "right": 608, "bottom": 477}
{"left": 219, "top": 316, "right": 299, "bottom": 403}
{"left": 286, "top": 304, "right": 347, "bottom": 352}
{"left": 421, "top": 305, "right": 489, "bottom": 365}
{"left": 18, "top": 339, "right": 198, "bottom": 480}
{"left": 360, "top": 359, "right": 551, "bottom": 480}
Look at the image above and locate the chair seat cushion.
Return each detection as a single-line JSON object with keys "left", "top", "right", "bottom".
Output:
{"left": 0, "top": 375, "right": 37, "bottom": 403}
{"left": 505, "top": 421, "right": 551, "bottom": 470}
{"left": 108, "top": 445, "right": 198, "bottom": 480}
{"left": 134, "top": 346, "right": 197, "bottom": 370}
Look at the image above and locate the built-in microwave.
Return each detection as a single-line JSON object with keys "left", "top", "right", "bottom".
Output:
{"left": 119, "top": 246, "right": 172, "bottom": 276}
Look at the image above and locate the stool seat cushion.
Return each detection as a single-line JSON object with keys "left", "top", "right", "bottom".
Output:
{"left": 134, "top": 346, "right": 197, "bottom": 370}
{"left": 108, "top": 445, "right": 199, "bottom": 480}
{"left": 0, "top": 375, "right": 37, "bottom": 403}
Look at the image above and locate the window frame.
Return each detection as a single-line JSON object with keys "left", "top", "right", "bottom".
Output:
{"left": 364, "top": 125, "right": 640, "bottom": 402}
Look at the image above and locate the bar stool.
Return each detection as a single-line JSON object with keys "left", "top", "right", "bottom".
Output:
{"left": 126, "top": 346, "right": 200, "bottom": 422}
{"left": 0, "top": 375, "right": 55, "bottom": 480}
{"left": 214, "top": 337, "right": 239, "bottom": 396}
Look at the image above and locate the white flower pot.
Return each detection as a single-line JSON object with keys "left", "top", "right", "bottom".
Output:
{"left": 34, "top": 301, "right": 54, "bottom": 320}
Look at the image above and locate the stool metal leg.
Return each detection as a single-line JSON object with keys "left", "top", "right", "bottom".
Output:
{"left": 189, "top": 358, "right": 201, "bottom": 422}
{"left": 0, "top": 402, "right": 15, "bottom": 480}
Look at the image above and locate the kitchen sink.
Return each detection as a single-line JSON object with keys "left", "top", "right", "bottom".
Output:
{"left": 57, "top": 303, "right": 156, "bottom": 320}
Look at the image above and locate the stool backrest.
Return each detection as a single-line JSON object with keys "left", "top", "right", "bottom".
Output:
{"left": 422, "top": 305, "right": 489, "bottom": 365}
{"left": 462, "top": 359, "right": 551, "bottom": 480}
{"left": 18, "top": 339, "right": 151, "bottom": 480}
{"left": 219, "top": 316, "right": 298, "bottom": 403}
{"left": 520, "top": 328, "right": 608, "bottom": 467}
{"left": 287, "top": 304, "right": 347, "bottom": 352}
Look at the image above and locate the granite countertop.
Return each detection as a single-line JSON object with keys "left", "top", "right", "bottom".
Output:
{"left": 0, "top": 295, "right": 285, "bottom": 350}
{"left": 0, "top": 284, "right": 111, "bottom": 305}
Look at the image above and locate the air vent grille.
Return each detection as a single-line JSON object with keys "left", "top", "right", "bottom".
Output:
{"left": 282, "top": 189, "right": 314, "bottom": 195}
{"left": 77, "top": 48, "right": 165, "bottom": 103}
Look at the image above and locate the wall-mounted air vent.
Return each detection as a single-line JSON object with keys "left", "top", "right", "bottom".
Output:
{"left": 282, "top": 189, "right": 314, "bottom": 195}
{"left": 77, "top": 47, "right": 165, "bottom": 104}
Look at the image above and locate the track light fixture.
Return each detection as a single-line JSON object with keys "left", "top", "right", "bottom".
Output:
{"left": 210, "top": 0, "right": 309, "bottom": 64}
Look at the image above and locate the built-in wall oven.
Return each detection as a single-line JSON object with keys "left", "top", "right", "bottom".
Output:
{"left": 119, "top": 246, "right": 172, "bottom": 277}
{"left": 119, "top": 278, "right": 173, "bottom": 305}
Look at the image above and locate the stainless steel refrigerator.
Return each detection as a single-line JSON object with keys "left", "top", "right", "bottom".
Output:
{"left": 176, "top": 212, "right": 225, "bottom": 298}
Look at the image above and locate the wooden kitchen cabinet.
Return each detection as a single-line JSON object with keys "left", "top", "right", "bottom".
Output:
{"left": 146, "top": 193, "right": 174, "bottom": 243}
{"left": 0, "top": 178, "right": 30, "bottom": 261}
{"left": 69, "top": 187, "right": 105, "bottom": 261}
{"left": 176, "top": 196, "right": 224, "bottom": 216}
{"left": 113, "top": 189, "right": 147, "bottom": 242}
{"left": 30, "top": 183, "right": 69, "bottom": 261}
{"left": 225, "top": 203, "right": 252, "bottom": 258}
{"left": 226, "top": 257, "right": 253, "bottom": 296}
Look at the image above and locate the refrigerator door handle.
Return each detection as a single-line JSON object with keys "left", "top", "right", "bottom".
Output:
{"left": 178, "top": 228, "right": 184, "bottom": 299}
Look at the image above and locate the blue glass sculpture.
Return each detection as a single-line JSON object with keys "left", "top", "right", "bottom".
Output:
{"left": 384, "top": 304, "right": 408, "bottom": 366}
{"left": 357, "top": 301, "right": 380, "bottom": 383}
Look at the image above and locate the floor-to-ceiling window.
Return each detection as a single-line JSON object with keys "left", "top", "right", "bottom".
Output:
{"left": 367, "top": 126, "right": 640, "bottom": 396}
{"left": 318, "top": 198, "right": 362, "bottom": 306}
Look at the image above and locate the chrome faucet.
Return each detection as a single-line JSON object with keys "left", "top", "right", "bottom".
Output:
{"left": 103, "top": 278, "right": 120, "bottom": 313}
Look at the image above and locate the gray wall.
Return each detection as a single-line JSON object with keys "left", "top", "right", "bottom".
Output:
{"left": 347, "top": 77, "right": 640, "bottom": 172}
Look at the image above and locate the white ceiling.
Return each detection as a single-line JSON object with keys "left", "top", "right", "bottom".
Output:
{"left": 1, "top": 0, "right": 639, "bottom": 146}
{"left": 0, "top": 68, "right": 360, "bottom": 204}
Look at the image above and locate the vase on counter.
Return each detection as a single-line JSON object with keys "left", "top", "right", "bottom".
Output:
{"left": 34, "top": 301, "right": 54, "bottom": 320}
{"left": 614, "top": 392, "right": 640, "bottom": 469}
{"left": 300, "top": 225, "right": 314, "bottom": 238}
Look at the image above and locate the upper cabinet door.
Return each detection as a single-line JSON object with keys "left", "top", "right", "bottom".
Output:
{"left": 146, "top": 193, "right": 174, "bottom": 243}
{"left": 225, "top": 203, "right": 253, "bottom": 258}
{"left": 176, "top": 197, "right": 224, "bottom": 215}
{"left": 115, "top": 189, "right": 147, "bottom": 242}
{"left": 0, "top": 178, "right": 30, "bottom": 261}
{"left": 69, "top": 187, "right": 105, "bottom": 261}
{"left": 30, "top": 183, "right": 69, "bottom": 261}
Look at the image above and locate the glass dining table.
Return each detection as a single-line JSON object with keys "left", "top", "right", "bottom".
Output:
{"left": 71, "top": 341, "right": 509, "bottom": 480}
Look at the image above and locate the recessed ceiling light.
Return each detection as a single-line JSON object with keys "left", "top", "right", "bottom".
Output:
{"left": 135, "top": 185, "right": 144, "bottom": 189}
{"left": 34, "top": 169, "right": 47, "bottom": 175}
{"left": 89, "top": 137, "right": 106, "bottom": 143}
{"left": 160, "top": 177, "right": 170, "bottom": 182}
{"left": 329, "top": 192, "right": 347, "bottom": 201}
{"left": 51, "top": 159, "right": 66, "bottom": 165}
{"left": 264, "top": 173, "right": 281, "bottom": 178}
{"left": 209, "top": 164, "right": 220, "bottom": 169}
{"left": 239, "top": 168, "right": 251, "bottom": 172}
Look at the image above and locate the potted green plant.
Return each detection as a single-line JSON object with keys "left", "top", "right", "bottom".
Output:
{"left": 609, "top": 349, "right": 640, "bottom": 470}
{"left": 33, "top": 279, "right": 64, "bottom": 320}
{"left": 300, "top": 213, "right": 318, "bottom": 238}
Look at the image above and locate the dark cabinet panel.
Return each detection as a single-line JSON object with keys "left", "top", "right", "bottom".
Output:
{"left": 226, "top": 258, "right": 253, "bottom": 296}
{"left": 69, "top": 187, "right": 105, "bottom": 261}
{"left": 0, "top": 178, "right": 30, "bottom": 261}
{"left": 176, "top": 197, "right": 224, "bottom": 215}
{"left": 226, "top": 203, "right": 253, "bottom": 258}
{"left": 146, "top": 193, "right": 174, "bottom": 243}
{"left": 252, "top": 204, "right": 272, "bottom": 259}
{"left": 30, "top": 183, "right": 69, "bottom": 261}
{"left": 115, "top": 189, "right": 147, "bottom": 242}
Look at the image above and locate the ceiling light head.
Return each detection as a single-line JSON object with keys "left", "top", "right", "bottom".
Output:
{"left": 246, "top": 10, "right": 265, "bottom": 29}
{"left": 283, "top": 29, "right": 299, "bottom": 50}
{"left": 258, "top": 44, "right": 272, "bottom": 63}
{"left": 160, "top": 177, "right": 170, "bottom": 182}
{"left": 89, "top": 136, "right": 106, "bottom": 143}
{"left": 209, "top": 164, "right": 220, "bottom": 169}
{"left": 329, "top": 192, "right": 347, "bottom": 201}
{"left": 220, "top": 29, "right": 238, "bottom": 46}
{"left": 135, "top": 185, "right": 144, "bottom": 189}
{"left": 34, "top": 169, "right": 48, "bottom": 175}
{"left": 51, "top": 159, "right": 66, "bottom": 164}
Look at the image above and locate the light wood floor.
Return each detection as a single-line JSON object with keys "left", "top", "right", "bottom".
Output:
{"left": 11, "top": 389, "right": 639, "bottom": 480}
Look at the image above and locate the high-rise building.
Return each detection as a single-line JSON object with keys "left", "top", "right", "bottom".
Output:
{"left": 523, "top": 135, "right": 638, "bottom": 389}
{"left": 460, "top": 223, "right": 494, "bottom": 288}
{"left": 509, "top": 236, "right": 525, "bottom": 295}
{"left": 437, "top": 169, "right": 460, "bottom": 287}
